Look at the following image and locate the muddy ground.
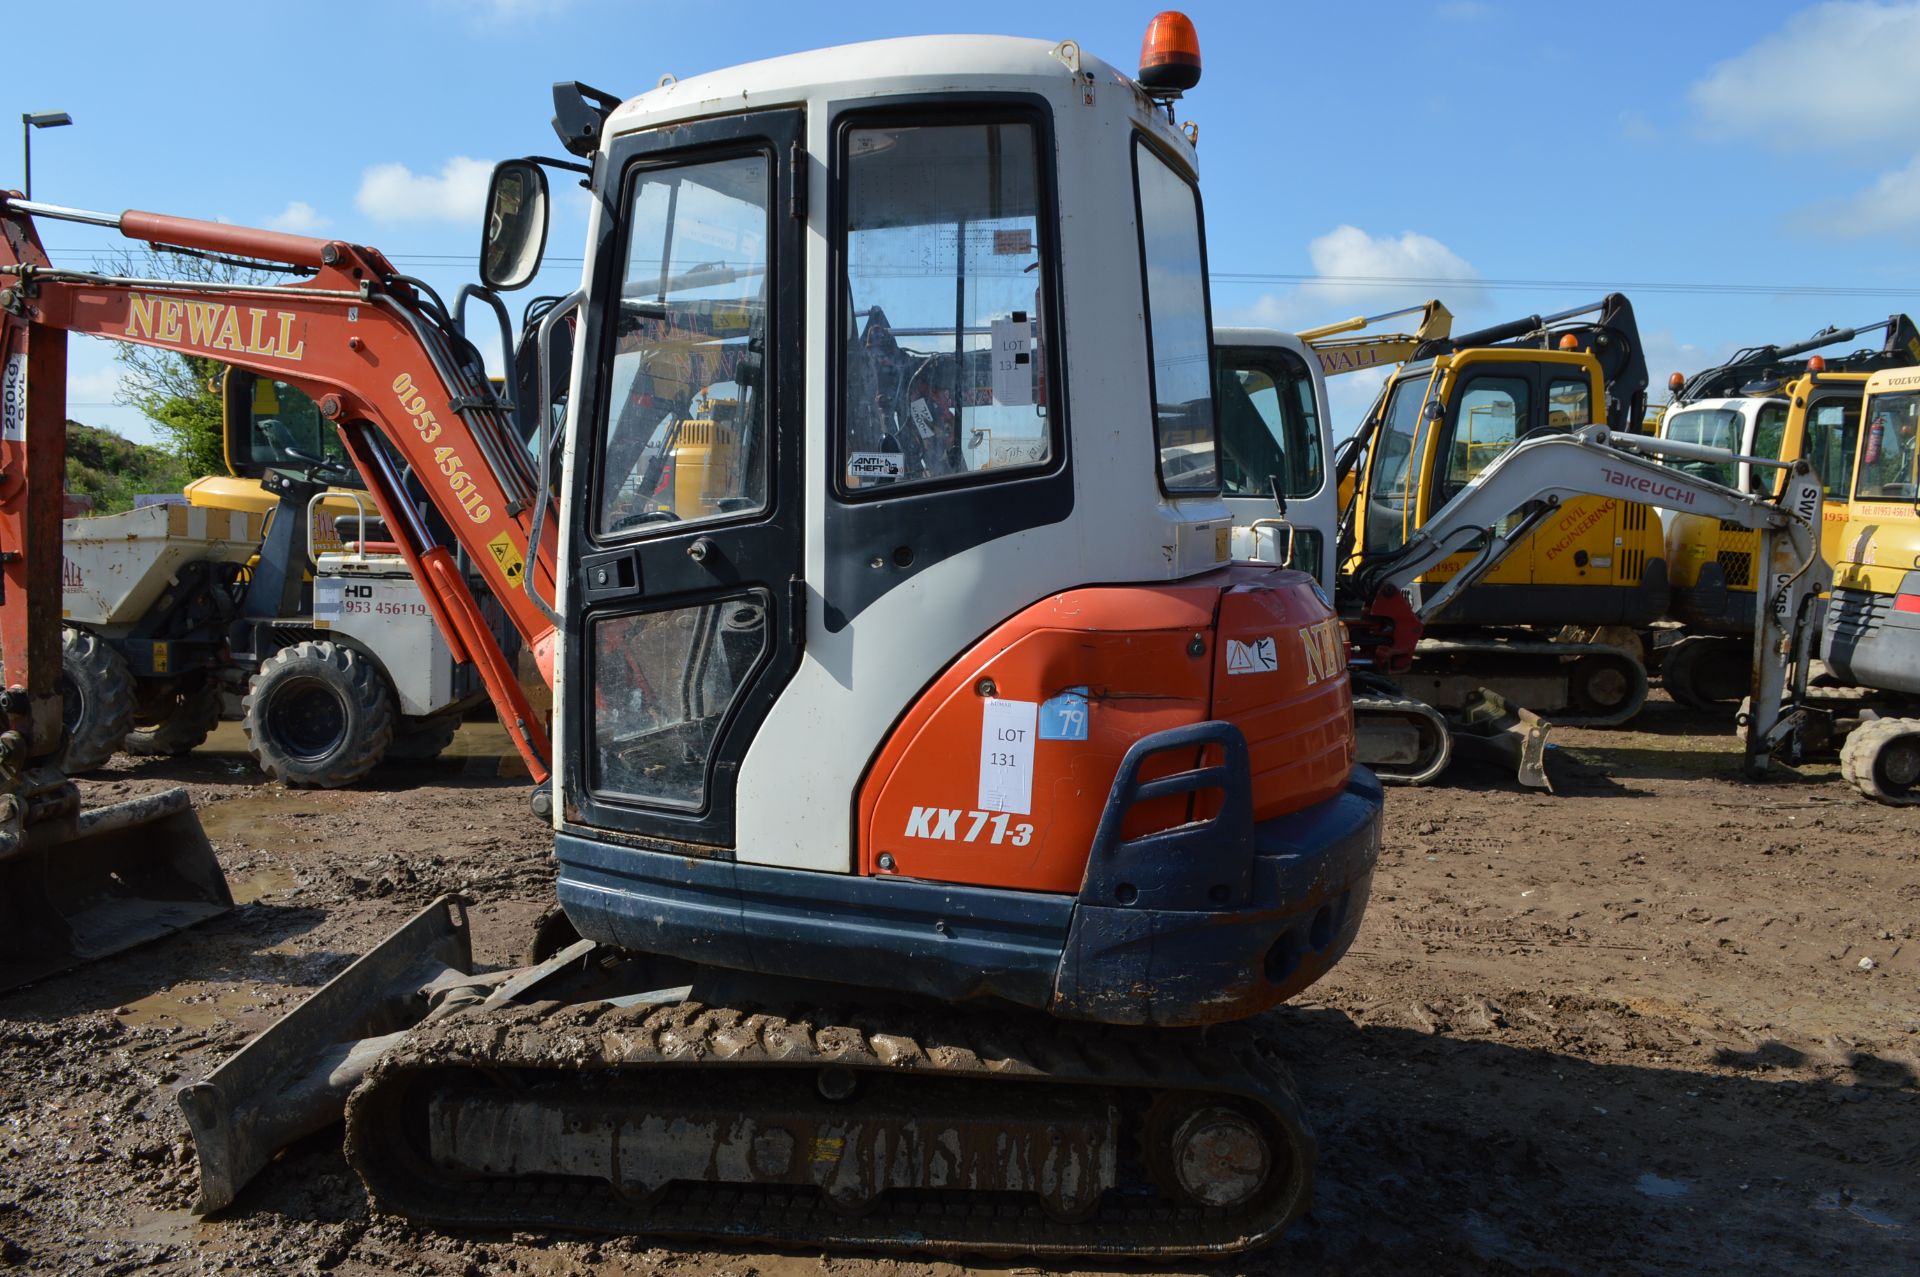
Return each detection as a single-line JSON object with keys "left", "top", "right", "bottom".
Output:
{"left": 0, "top": 700, "right": 1913, "bottom": 1276}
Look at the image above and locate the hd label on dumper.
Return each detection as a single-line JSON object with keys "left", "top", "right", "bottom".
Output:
{"left": 1225, "top": 635, "right": 1278, "bottom": 675}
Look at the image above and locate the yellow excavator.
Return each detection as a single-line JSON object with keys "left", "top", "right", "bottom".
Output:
{"left": 1334, "top": 294, "right": 1663, "bottom": 728}
{"left": 1758, "top": 363, "right": 1920, "bottom": 803}
{"left": 1656, "top": 315, "right": 1920, "bottom": 706}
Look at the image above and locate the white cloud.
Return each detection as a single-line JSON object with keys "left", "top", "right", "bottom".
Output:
{"left": 355, "top": 157, "right": 493, "bottom": 223}
{"left": 1222, "top": 224, "right": 1485, "bottom": 332}
{"left": 1690, "top": 2, "right": 1920, "bottom": 149}
{"left": 1797, "top": 150, "right": 1920, "bottom": 235}
{"left": 266, "top": 200, "right": 330, "bottom": 233}
{"left": 1617, "top": 110, "right": 1658, "bottom": 143}
{"left": 65, "top": 365, "right": 125, "bottom": 408}
{"left": 1219, "top": 227, "right": 1483, "bottom": 437}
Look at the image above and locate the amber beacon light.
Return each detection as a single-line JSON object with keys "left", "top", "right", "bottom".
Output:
{"left": 1139, "top": 11, "right": 1202, "bottom": 93}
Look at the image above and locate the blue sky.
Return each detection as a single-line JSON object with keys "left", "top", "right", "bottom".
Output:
{"left": 11, "top": 0, "right": 1919, "bottom": 444}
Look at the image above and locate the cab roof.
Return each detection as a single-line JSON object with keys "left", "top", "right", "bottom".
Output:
{"left": 604, "top": 33, "right": 1188, "bottom": 153}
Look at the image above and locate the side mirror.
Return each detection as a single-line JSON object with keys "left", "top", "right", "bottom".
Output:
{"left": 1425, "top": 396, "right": 1446, "bottom": 421}
{"left": 480, "top": 160, "right": 550, "bottom": 292}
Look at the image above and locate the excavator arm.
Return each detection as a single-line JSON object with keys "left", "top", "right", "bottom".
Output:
{"left": 0, "top": 196, "right": 559, "bottom": 780}
{"left": 1297, "top": 300, "right": 1451, "bottom": 378}
{"left": 1345, "top": 422, "right": 1831, "bottom": 776}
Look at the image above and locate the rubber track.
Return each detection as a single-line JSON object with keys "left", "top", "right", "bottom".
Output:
{"left": 1354, "top": 691, "right": 1452, "bottom": 786}
{"left": 344, "top": 998, "right": 1314, "bottom": 1258}
{"left": 1415, "top": 637, "right": 1648, "bottom": 727}
{"left": 1840, "top": 717, "right": 1920, "bottom": 806}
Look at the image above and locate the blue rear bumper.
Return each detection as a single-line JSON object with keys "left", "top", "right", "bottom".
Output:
{"left": 557, "top": 722, "right": 1382, "bottom": 1029}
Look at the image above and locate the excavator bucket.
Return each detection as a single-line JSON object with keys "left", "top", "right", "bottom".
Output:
{"left": 181, "top": 895, "right": 474, "bottom": 1214}
{"left": 1450, "top": 689, "right": 1552, "bottom": 791}
{"left": 0, "top": 787, "right": 235, "bottom": 992}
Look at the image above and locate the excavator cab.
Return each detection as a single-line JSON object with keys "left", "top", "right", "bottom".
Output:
{"left": 1214, "top": 327, "right": 1334, "bottom": 583}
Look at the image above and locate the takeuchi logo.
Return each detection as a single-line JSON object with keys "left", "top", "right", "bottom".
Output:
{"left": 122, "top": 293, "right": 306, "bottom": 361}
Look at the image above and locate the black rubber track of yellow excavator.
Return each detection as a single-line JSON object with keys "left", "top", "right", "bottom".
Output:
{"left": 343, "top": 998, "right": 1315, "bottom": 1258}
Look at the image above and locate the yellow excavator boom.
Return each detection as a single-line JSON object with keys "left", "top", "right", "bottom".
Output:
{"left": 1298, "top": 300, "right": 1453, "bottom": 377}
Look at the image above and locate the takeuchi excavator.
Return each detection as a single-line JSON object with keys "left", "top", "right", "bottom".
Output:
{"left": 3, "top": 18, "right": 1393, "bottom": 1257}
{"left": 1331, "top": 296, "right": 1668, "bottom": 734}
{"left": 1654, "top": 315, "right": 1920, "bottom": 707}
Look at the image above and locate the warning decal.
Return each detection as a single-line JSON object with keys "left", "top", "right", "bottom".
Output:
{"left": 1225, "top": 636, "right": 1279, "bottom": 676}
{"left": 486, "top": 531, "right": 526, "bottom": 589}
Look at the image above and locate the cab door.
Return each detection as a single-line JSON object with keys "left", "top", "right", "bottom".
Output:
{"left": 564, "top": 109, "right": 806, "bottom": 847}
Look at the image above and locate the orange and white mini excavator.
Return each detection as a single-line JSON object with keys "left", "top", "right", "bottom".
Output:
{"left": 2, "top": 15, "right": 1383, "bottom": 1257}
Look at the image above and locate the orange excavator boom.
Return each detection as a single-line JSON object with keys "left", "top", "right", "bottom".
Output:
{"left": 0, "top": 195, "right": 558, "bottom": 779}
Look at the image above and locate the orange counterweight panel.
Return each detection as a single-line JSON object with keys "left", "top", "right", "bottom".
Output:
{"left": 858, "top": 567, "right": 1355, "bottom": 895}
{"left": 1212, "top": 579, "right": 1355, "bottom": 821}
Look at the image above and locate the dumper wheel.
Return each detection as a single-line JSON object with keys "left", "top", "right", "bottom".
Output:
{"left": 124, "top": 681, "right": 222, "bottom": 756}
{"left": 1840, "top": 717, "right": 1920, "bottom": 806}
{"left": 244, "top": 641, "right": 394, "bottom": 788}
{"left": 60, "top": 627, "right": 135, "bottom": 773}
{"left": 386, "top": 713, "right": 462, "bottom": 762}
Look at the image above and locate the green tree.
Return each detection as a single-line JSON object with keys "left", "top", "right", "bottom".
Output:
{"left": 64, "top": 421, "right": 191, "bottom": 513}
{"left": 106, "top": 247, "right": 278, "bottom": 476}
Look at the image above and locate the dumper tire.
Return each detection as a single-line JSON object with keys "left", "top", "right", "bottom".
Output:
{"left": 244, "top": 641, "right": 394, "bottom": 788}
{"left": 386, "top": 712, "right": 462, "bottom": 762}
{"left": 1840, "top": 717, "right": 1920, "bottom": 806}
{"left": 123, "top": 681, "right": 222, "bottom": 757}
{"left": 60, "top": 627, "right": 135, "bottom": 773}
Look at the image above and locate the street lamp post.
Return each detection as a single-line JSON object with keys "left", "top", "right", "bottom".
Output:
{"left": 21, "top": 111, "right": 72, "bottom": 200}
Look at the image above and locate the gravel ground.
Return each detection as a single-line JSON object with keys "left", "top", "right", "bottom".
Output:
{"left": 0, "top": 702, "right": 1913, "bottom": 1275}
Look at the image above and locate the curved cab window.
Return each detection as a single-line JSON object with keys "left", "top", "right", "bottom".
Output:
{"left": 1215, "top": 347, "right": 1323, "bottom": 500}
{"left": 597, "top": 153, "right": 771, "bottom": 537}
{"left": 1134, "top": 142, "right": 1219, "bottom": 493}
{"left": 1662, "top": 407, "right": 1743, "bottom": 488}
{"left": 839, "top": 119, "right": 1053, "bottom": 493}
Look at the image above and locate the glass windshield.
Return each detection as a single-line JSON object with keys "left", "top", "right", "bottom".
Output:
{"left": 238, "top": 377, "right": 350, "bottom": 474}
{"left": 597, "top": 153, "right": 770, "bottom": 536}
{"left": 1662, "top": 407, "right": 1742, "bottom": 488}
{"left": 1856, "top": 390, "right": 1920, "bottom": 500}
{"left": 1363, "top": 371, "right": 1436, "bottom": 555}
{"left": 1441, "top": 375, "right": 1528, "bottom": 503}
{"left": 1135, "top": 142, "right": 1218, "bottom": 493}
{"left": 1215, "top": 347, "right": 1323, "bottom": 499}
{"left": 1803, "top": 397, "right": 1861, "bottom": 497}
{"left": 839, "top": 120, "right": 1051, "bottom": 492}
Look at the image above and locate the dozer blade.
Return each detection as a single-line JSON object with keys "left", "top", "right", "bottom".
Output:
{"left": 0, "top": 787, "right": 234, "bottom": 992}
{"left": 1449, "top": 688, "right": 1552, "bottom": 791}
{"left": 180, "top": 894, "right": 474, "bottom": 1214}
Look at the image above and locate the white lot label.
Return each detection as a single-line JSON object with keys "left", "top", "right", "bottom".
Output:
{"left": 978, "top": 697, "right": 1038, "bottom": 815}
{"left": 1, "top": 353, "right": 26, "bottom": 442}
{"left": 1226, "top": 636, "right": 1279, "bottom": 675}
{"left": 990, "top": 314, "right": 1034, "bottom": 407}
